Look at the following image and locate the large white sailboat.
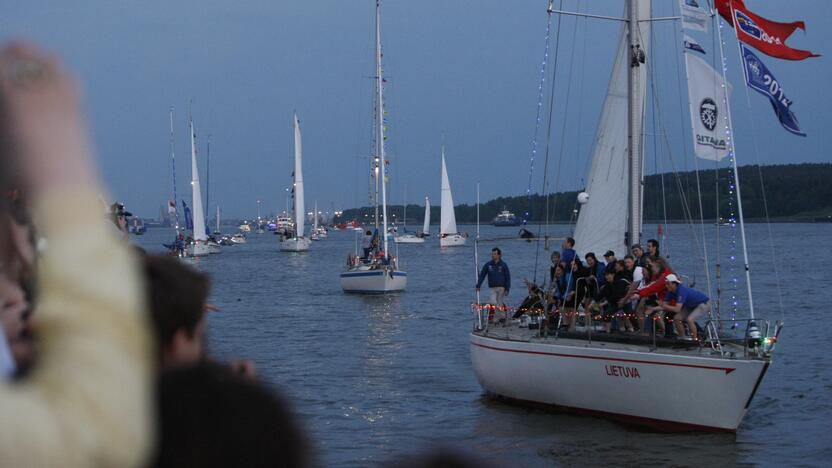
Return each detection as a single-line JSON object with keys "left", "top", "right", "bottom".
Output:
{"left": 185, "top": 110, "right": 210, "bottom": 257}
{"left": 340, "top": 0, "right": 406, "bottom": 293}
{"left": 280, "top": 113, "right": 311, "bottom": 252}
{"left": 470, "top": 0, "right": 781, "bottom": 432}
{"left": 394, "top": 196, "right": 430, "bottom": 244}
{"left": 439, "top": 147, "right": 466, "bottom": 247}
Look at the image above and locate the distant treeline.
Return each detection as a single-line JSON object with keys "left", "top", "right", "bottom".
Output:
{"left": 335, "top": 163, "right": 832, "bottom": 224}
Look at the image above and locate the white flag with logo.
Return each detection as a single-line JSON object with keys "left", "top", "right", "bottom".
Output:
{"left": 686, "top": 53, "right": 731, "bottom": 161}
{"left": 680, "top": 0, "right": 710, "bottom": 32}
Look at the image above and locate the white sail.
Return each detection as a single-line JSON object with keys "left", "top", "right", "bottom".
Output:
{"left": 190, "top": 117, "right": 207, "bottom": 242}
{"left": 313, "top": 201, "right": 318, "bottom": 231}
{"left": 422, "top": 196, "right": 430, "bottom": 235}
{"left": 293, "top": 113, "right": 305, "bottom": 237}
{"left": 216, "top": 205, "right": 220, "bottom": 233}
{"left": 440, "top": 148, "right": 458, "bottom": 235}
{"left": 572, "top": 0, "right": 650, "bottom": 258}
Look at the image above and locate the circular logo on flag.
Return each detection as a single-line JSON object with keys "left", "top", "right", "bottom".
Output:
{"left": 699, "top": 98, "right": 718, "bottom": 131}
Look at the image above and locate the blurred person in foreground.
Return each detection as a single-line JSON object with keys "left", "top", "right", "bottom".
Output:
{"left": 142, "top": 254, "right": 254, "bottom": 377}
{"left": 153, "top": 362, "right": 308, "bottom": 468}
{"left": 0, "top": 42, "right": 152, "bottom": 466}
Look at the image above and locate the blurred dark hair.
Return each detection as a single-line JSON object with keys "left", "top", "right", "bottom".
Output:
{"left": 142, "top": 255, "right": 210, "bottom": 356}
{"left": 153, "top": 363, "right": 309, "bottom": 468}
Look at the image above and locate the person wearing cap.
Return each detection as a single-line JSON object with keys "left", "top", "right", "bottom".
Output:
{"left": 603, "top": 250, "right": 617, "bottom": 275}
{"left": 648, "top": 274, "right": 710, "bottom": 341}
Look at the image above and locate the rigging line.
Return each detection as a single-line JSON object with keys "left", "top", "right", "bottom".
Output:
{"left": 644, "top": 44, "right": 707, "bottom": 279}
{"left": 671, "top": 0, "right": 713, "bottom": 304}
{"left": 533, "top": 0, "right": 566, "bottom": 285}
{"left": 522, "top": 0, "right": 556, "bottom": 227}
{"left": 552, "top": 0, "right": 583, "bottom": 236}
{"left": 733, "top": 46, "right": 786, "bottom": 322}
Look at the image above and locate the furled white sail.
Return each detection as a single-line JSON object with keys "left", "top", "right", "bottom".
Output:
{"left": 190, "top": 118, "right": 207, "bottom": 241}
{"left": 440, "top": 149, "right": 458, "bottom": 235}
{"left": 422, "top": 196, "right": 430, "bottom": 235}
{"left": 293, "top": 113, "right": 305, "bottom": 237}
{"left": 572, "top": 0, "right": 650, "bottom": 258}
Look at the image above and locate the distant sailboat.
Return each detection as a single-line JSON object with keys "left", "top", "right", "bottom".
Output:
{"left": 395, "top": 196, "right": 429, "bottom": 244}
{"left": 280, "top": 113, "right": 311, "bottom": 252}
{"left": 439, "top": 146, "right": 466, "bottom": 247}
{"left": 310, "top": 201, "right": 320, "bottom": 241}
{"left": 340, "top": 0, "right": 406, "bottom": 293}
{"left": 186, "top": 110, "right": 210, "bottom": 257}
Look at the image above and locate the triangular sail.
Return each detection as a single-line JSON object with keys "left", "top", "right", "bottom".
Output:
{"left": 313, "top": 201, "right": 318, "bottom": 231}
{"left": 440, "top": 148, "right": 458, "bottom": 235}
{"left": 572, "top": 0, "right": 650, "bottom": 258}
{"left": 190, "top": 117, "right": 207, "bottom": 241}
{"left": 293, "top": 113, "right": 305, "bottom": 237}
{"left": 422, "top": 196, "right": 430, "bottom": 235}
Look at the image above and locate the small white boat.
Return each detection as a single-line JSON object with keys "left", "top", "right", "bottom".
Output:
{"left": 238, "top": 223, "right": 251, "bottom": 233}
{"left": 280, "top": 113, "right": 310, "bottom": 252}
{"left": 395, "top": 196, "right": 430, "bottom": 244}
{"left": 439, "top": 148, "right": 466, "bottom": 247}
{"left": 230, "top": 233, "right": 247, "bottom": 244}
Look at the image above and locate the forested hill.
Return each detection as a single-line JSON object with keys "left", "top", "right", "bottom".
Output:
{"left": 336, "top": 163, "right": 832, "bottom": 224}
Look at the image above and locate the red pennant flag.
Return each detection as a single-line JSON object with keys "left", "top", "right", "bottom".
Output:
{"left": 716, "top": 0, "right": 820, "bottom": 61}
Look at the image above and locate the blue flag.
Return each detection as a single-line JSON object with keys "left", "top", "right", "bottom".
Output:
{"left": 182, "top": 200, "right": 193, "bottom": 231}
{"left": 740, "top": 44, "right": 806, "bottom": 137}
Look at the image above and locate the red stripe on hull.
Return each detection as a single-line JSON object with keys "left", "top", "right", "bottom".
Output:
{"left": 486, "top": 393, "right": 736, "bottom": 433}
{"left": 472, "top": 341, "right": 736, "bottom": 374}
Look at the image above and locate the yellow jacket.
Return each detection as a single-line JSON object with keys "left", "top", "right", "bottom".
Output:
{"left": 0, "top": 189, "right": 153, "bottom": 467}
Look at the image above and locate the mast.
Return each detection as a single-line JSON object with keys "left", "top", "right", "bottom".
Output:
{"left": 627, "top": 0, "right": 645, "bottom": 247}
{"left": 169, "top": 107, "right": 180, "bottom": 231}
{"left": 206, "top": 133, "right": 211, "bottom": 228}
{"left": 376, "top": 0, "right": 389, "bottom": 256}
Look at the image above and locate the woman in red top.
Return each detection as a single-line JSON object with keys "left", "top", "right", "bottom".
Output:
{"left": 633, "top": 257, "right": 674, "bottom": 335}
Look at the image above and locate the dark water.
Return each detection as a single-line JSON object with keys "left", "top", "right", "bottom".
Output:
{"left": 136, "top": 223, "right": 832, "bottom": 467}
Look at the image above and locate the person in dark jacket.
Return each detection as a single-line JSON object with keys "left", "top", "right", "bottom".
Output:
{"left": 597, "top": 270, "right": 634, "bottom": 333}
{"left": 476, "top": 247, "right": 511, "bottom": 315}
{"left": 564, "top": 258, "right": 591, "bottom": 331}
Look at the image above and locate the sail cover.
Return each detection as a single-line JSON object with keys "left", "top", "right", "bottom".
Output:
{"left": 572, "top": 0, "right": 650, "bottom": 259}
{"left": 440, "top": 151, "right": 457, "bottom": 235}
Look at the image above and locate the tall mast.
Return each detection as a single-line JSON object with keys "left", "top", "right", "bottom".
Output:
{"left": 376, "top": 0, "right": 389, "bottom": 255}
{"left": 169, "top": 107, "right": 180, "bottom": 231}
{"left": 626, "top": 0, "right": 645, "bottom": 248}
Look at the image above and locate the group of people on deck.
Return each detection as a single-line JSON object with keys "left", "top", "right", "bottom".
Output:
{"left": 477, "top": 237, "right": 712, "bottom": 341}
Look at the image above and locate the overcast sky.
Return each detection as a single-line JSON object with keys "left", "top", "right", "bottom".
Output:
{"left": 2, "top": 1, "right": 829, "bottom": 219}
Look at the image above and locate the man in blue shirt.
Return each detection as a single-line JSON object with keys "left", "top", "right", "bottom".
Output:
{"left": 476, "top": 247, "right": 511, "bottom": 315}
{"left": 649, "top": 274, "right": 711, "bottom": 341}
{"left": 561, "top": 237, "right": 577, "bottom": 268}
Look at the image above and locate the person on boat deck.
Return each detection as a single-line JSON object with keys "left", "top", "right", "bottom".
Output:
{"left": 564, "top": 258, "right": 591, "bottom": 331}
{"left": 632, "top": 257, "right": 674, "bottom": 336}
{"left": 361, "top": 229, "right": 373, "bottom": 262}
{"left": 631, "top": 243, "right": 648, "bottom": 269}
{"left": 647, "top": 238, "right": 661, "bottom": 262}
{"left": 647, "top": 274, "right": 711, "bottom": 341}
{"left": 561, "top": 237, "right": 576, "bottom": 268}
{"left": 548, "top": 251, "right": 562, "bottom": 284}
{"left": 597, "top": 270, "right": 634, "bottom": 333}
{"left": 547, "top": 263, "right": 568, "bottom": 309}
{"left": 603, "top": 250, "right": 617, "bottom": 275}
{"left": 584, "top": 252, "right": 605, "bottom": 297}
{"left": 475, "top": 247, "right": 510, "bottom": 313}
{"left": 514, "top": 279, "right": 545, "bottom": 319}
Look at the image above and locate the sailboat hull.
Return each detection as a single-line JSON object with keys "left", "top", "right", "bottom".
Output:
{"left": 279, "top": 237, "right": 311, "bottom": 252}
{"left": 440, "top": 234, "right": 467, "bottom": 247}
{"left": 186, "top": 242, "right": 211, "bottom": 257}
{"left": 340, "top": 269, "right": 407, "bottom": 293}
{"left": 394, "top": 234, "right": 425, "bottom": 244}
{"left": 470, "top": 332, "right": 770, "bottom": 432}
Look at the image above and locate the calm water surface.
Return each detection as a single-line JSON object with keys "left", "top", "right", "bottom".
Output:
{"left": 137, "top": 223, "right": 832, "bottom": 467}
